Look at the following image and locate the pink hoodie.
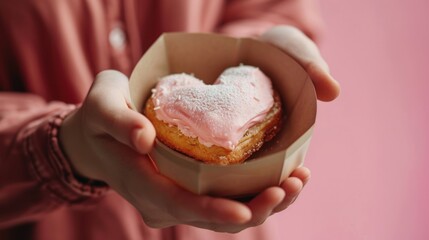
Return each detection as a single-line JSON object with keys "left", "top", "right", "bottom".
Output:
{"left": 0, "top": 0, "right": 321, "bottom": 239}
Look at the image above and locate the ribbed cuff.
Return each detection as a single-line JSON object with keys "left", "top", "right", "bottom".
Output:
{"left": 25, "top": 105, "right": 109, "bottom": 204}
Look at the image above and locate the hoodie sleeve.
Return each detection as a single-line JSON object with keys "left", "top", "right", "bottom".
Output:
{"left": 0, "top": 93, "right": 108, "bottom": 228}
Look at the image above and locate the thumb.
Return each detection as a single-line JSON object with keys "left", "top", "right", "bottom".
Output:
{"left": 260, "top": 25, "right": 341, "bottom": 101}
{"left": 88, "top": 70, "right": 156, "bottom": 154}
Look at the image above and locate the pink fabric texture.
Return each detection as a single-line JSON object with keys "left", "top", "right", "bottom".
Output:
{"left": 0, "top": 0, "right": 322, "bottom": 239}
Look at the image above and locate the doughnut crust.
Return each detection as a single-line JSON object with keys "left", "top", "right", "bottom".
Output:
{"left": 144, "top": 91, "right": 282, "bottom": 165}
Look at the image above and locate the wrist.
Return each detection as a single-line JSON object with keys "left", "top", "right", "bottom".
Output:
{"left": 28, "top": 106, "right": 109, "bottom": 202}
{"left": 58, "top": 108, "right": 104, "bottom": 183}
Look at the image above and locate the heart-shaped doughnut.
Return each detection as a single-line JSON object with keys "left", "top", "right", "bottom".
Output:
{"left": 145, "top": 65, "right": 282, "bottom": 165}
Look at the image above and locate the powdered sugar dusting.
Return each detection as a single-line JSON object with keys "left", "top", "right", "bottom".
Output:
{"left": 152, "top": 65, "right": 274, "bottom": 150}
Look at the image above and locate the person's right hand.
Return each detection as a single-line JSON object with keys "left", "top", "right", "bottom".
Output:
{"left": 59, "top": 70, "right": 309, "bottom": 233}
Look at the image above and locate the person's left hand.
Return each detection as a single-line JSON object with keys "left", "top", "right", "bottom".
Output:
{"left": 260, "top": 25, "right": 341, "bottom": 102}
{"left": 253, "top": 24, "right": 341, "bottom": 218}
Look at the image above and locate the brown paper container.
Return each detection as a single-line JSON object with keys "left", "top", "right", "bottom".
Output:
{"left": 129, "top": 33, "right": 317, "bottom": 198}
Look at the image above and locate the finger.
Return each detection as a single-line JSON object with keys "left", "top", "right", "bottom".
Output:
{"left": 306, "top": 62, "right": 341, "bottom": 102}
{"left": 122, "top": 152, "right": 252, "bottom": 225}
{"left": 265, "top": 167, "right": 311, "bottom": 215}
{"left": 88, "top": 70, "right": 156, "bottom": 154}
{"left": 168, "top": 189, "right": 253, "bottom": 225}
{"left": 246, "top": 187, "right": 285, "bottom": 226}
{"left": 272, "top": 177, "right": 303, "bottom": 213}
{"left": 187, "top": 188, "right": 286, "bottom": 233}
{"left": 260, "top": 25, "right": 341, "bottom": 101}
{"left": 290, "top": 166, "right": 311, "bottom": 186}
{"left": 187, "top": 221, "right": 245, "bottom": 234}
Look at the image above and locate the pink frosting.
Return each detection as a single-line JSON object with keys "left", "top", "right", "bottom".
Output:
{"left": 151, "top": 65, "right": 274, "bottom": 150}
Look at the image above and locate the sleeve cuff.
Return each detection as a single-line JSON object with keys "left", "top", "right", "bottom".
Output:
{"left": 25, "top": 105, "right": 109, "bottom": 204}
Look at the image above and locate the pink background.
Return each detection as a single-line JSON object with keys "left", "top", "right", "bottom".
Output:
{"left": 266, "top": 0, "right": 429, "bottom": 239}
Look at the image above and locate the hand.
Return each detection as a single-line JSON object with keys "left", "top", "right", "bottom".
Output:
{"left": 260, "top": 25, "right": 341, "bottom": 101}
{"left": 59, "top": 70, "right": 311, "bottom": 233}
